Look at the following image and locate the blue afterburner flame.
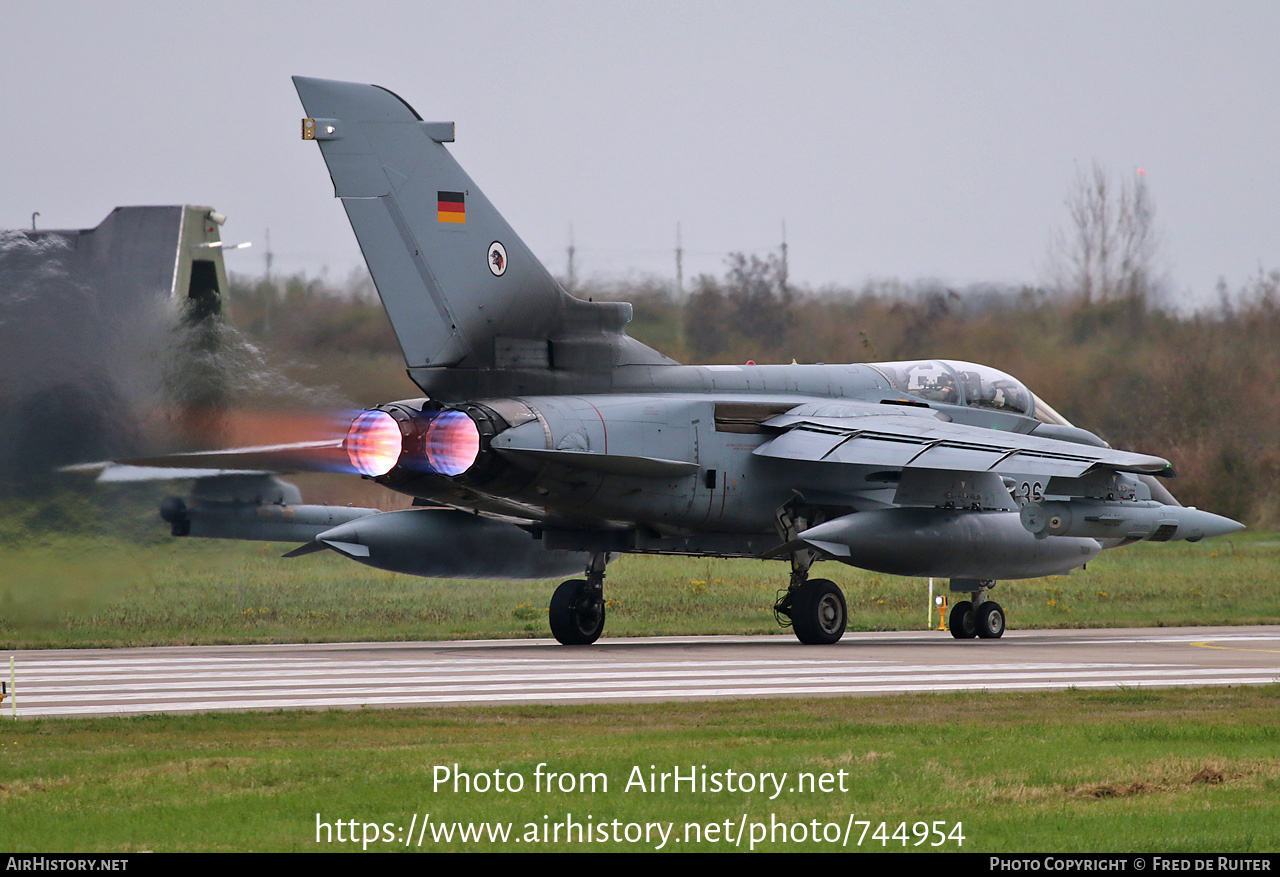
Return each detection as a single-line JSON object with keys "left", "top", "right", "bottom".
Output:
{"left": 343, "top": 408, "right": 481, "bottom": 477}
{"left": 345, "top": 410, "right": 403, "bottom": 476}
{"left": 419, "top": 409, "right": 480, "bottom": 476}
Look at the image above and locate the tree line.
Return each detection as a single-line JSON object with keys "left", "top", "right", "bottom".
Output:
{"left": 228, "top": 260, "right": 1280, "bottom": 528}
{"left": 226, "top": 163, "right": 1275, "bottom": 525}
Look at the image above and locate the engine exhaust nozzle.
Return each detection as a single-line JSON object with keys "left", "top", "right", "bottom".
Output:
{"left": 344, "top": 406, "right": 482, "bottom": 478}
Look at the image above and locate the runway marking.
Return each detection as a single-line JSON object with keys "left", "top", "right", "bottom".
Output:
{"left": 17, "top": 676, "right": 1280, "bottom": 718}
{"left": 17, "top": 665, "right": 1280, "bottom": 701}
{"left": 12, "top": 657, "right": 897, "bottom": 671}
{"left": 1191, "top": 640, "right": 1280, "bottom": 655}
{"left": 16, "top": 660, "right": 1176, "bottom": 685}
{"left": 11, "top": 627, "right": 1280, "bottom": 719}
{"left": 1014, "top": 634, "right": 1280, "bottom": 646}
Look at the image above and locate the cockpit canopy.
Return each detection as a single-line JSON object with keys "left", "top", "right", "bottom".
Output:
{"left": 871, "top": 360, "right": 1035, "bottom": 417}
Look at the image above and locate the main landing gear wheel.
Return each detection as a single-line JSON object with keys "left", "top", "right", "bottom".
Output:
{"left": 549, "top": 579, "right": 605, "bottom": 645}
{"left": 949, "top": 600, "right": 976, "bottom": 639}
{"left": 975, "top": 601, "right": 1005, "bottom": 639}
{"left": 790, "top": 578, "right": 847, "bottom": 645}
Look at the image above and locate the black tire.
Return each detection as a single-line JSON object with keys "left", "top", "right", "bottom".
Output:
{"left": 790, "top": 578, "right": 847, "bottom": 645}
{"left": 949, "top": 600, "right": 976, "bottom": 639}
{"left": 549, "top": 579, "right": 605, "bottom": 645}
{"left": 975, "top": 601, "right": 1005, "bottom": 639}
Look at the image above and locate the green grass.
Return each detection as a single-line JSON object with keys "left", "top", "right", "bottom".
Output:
{"left": 3, "top": 503, "right": 1276, "bottom": 853}
{"left": 0, "top": 525, "right": 1275, "bottom": 649}
{"left": 2, "top": 687, "right": 1278, "bottom": 852}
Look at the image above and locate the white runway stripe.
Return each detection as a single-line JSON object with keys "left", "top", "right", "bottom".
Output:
{"left": 10, "top": 627, "right": 1280, "bottom": 718}
{"left": 17, "top": 676, "right": 1280, "bottom": 718}
{"left": 19, "top": 660, "right": 1174, "bottom": 686}
{"left": 20, "top": 664, "right": 1280, "bottom": 700}
{"left": 18, "top": 668, "right": 1280, "bottom": 707}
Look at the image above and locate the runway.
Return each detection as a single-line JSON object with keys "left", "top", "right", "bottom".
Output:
{"left": 8, "top": 625, "right": 1280, "bottom": 719}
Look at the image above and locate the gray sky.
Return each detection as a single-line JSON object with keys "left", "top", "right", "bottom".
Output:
{"left": 4, "top": 2, "right": 1277, "bottom": 306}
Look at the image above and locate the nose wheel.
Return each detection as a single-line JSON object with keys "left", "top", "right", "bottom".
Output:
{"left": 948, "top": 582, "right": 1005, "bottom": 639}
{"left": 975, "top": 601, "right": 1005, "bottom": 638}
{"left": 949, "top": 600, "right": 977, "bottom": 639}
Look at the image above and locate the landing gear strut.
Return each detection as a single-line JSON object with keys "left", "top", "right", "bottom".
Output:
{"left": 948, "top": 579, "right": 1005, "bottom": 640}
{"left": 774, "top": 549, "right": 847, "bottom": 645}
{"left": 549, "top": 552, "right": 608, "bottom": 645}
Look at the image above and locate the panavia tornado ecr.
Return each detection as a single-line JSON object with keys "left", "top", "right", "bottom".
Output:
{"left": 90, "top": 77, "right": 1243, "bottom": 645}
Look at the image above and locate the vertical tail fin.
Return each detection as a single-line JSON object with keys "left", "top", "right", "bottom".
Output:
{"left": 294, "top": 76, "right": 672, "bottom": 389}
{"left": 294, "top": 76, "right": 564, "bottom": 370}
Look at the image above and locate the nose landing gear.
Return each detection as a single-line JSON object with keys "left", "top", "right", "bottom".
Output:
{"left": 948, "top": 580, "right": 1005, "bottom": 639}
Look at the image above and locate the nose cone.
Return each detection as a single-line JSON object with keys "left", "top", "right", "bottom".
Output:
{"left": 1183, "top": 508, "right": 1246, "bottom": 542}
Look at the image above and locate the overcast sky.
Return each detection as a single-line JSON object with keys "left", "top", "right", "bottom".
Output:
{"left": 4, "top": 2, "right": 1277, "bottom": 306}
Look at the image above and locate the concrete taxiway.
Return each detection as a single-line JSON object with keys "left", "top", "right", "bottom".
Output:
{"left": 6, "top": 625, "right": 1280, "bottom": 718}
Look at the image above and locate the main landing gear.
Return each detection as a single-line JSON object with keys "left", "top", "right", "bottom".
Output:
{"left": 773, "top": 549, "right": 848, "bottom": 645}
{"left": 948, "top": 579, "right": 1005, "bottom": 639}
{"left": 549, "top": 552, "right": 608, "bottom": 645}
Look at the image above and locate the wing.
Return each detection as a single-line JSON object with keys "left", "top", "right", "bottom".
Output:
{"left": 752, "top": 407, "right": 1206, "bottom": 577}
{"left": 753, "top": 409, "right": 1171, "bottom": 483}
{"left": 63, "top": 440, "right": 348, "bottom": 482}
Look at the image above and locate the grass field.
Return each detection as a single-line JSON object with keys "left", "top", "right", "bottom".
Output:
{"left": 2, "top": 687, "right": 1278, "bottom": 852}
{"left": 0, "top": 517, "right": 1275, "bottom": 649}
{"left": 3, "top": 504, "right": 1278, "bottom": 853}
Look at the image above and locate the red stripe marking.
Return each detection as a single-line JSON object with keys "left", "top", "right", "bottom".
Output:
{"left": 581, "top": 399, "right": 608, "bottom": 455}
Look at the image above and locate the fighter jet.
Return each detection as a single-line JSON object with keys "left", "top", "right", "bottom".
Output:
{"left": 90, "top": 77, "right": 1243, "bottom": 646}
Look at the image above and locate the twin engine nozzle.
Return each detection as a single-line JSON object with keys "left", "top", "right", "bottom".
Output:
{"left": 344, "top": 406, "right": 481, "bottom": 478}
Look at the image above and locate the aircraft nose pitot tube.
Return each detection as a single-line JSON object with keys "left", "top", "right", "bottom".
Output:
{"left": 1020, "top": 500, "right": 1245, "bottom": 543}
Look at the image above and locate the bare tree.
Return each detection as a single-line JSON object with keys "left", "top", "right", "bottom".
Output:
{"left": 1048, "top": 161, "right": 1161, "bottom": 307}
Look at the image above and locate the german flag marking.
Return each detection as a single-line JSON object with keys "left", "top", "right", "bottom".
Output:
{"left": 438, "top": 191, "right": 466, "bottom": 223}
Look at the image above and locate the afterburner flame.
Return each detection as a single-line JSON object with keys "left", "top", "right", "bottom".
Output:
{"left": 345, "top": 410, "right": 403, "bottom": 476}
{"left": 423, "top": 409, "right": 480, "bottom": 476}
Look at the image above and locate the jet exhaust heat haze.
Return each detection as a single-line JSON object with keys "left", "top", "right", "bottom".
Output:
{"left": 84, "top": 77, "right": 1243, "bottom": 646}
